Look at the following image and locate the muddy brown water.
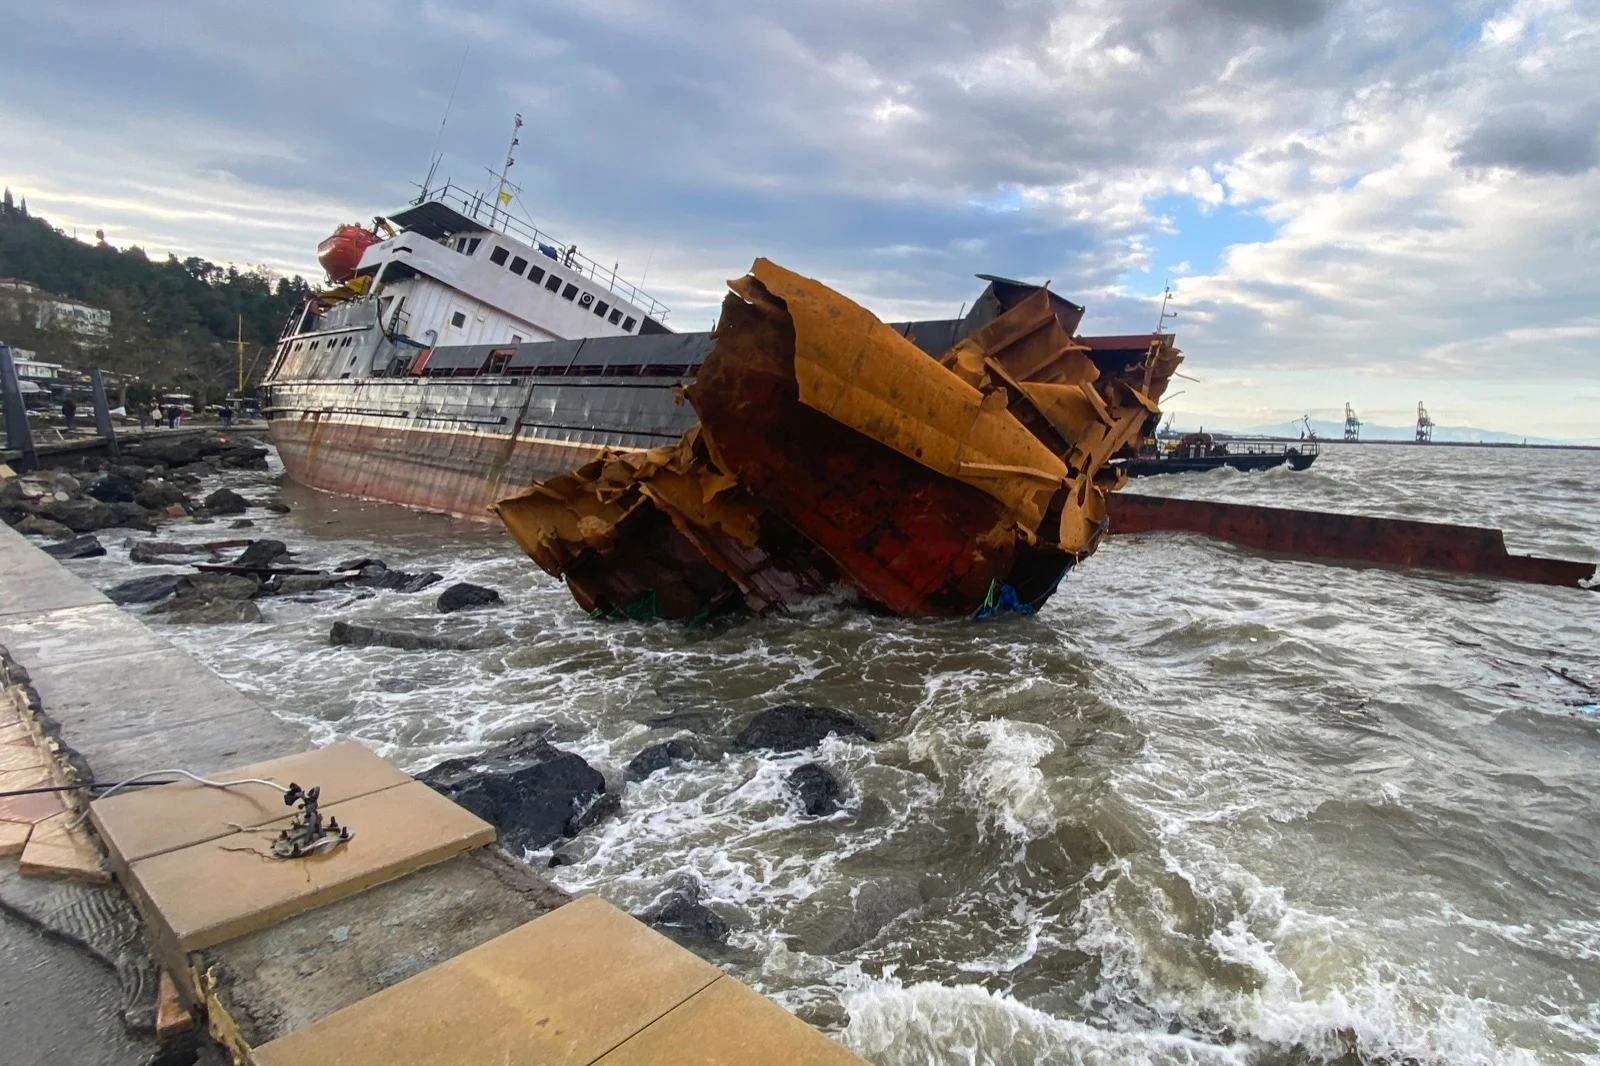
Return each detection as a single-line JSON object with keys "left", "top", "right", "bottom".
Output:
{"left": 58, "top": 442, "right": 1600, "bottom": 1065}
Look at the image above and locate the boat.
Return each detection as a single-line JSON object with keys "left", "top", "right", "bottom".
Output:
{"left": 261, "top": 159, "right": 1181, "bottom": 524}
{"left": 1114, "top": 431, "right": 1318, "bottom": 477}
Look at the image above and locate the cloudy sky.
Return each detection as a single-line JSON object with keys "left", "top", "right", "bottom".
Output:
{"left": 2, "top": 1, "right": 1596, "bottom": 439}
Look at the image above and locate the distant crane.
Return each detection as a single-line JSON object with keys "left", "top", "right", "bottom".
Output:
{"left": 1343, "top": 403, "right": 1361, "bottom": 442}
{"left": 1415, "top": 402, "right": 1434, "bottom": 443}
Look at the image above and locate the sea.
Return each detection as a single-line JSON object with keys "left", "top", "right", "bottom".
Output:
{"left": 62, "top": 441, "right": 1600, "bottom": 1065}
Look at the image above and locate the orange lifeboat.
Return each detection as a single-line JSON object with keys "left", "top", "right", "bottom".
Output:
{"left": 317, "top": 224, "right": 382, "bottom": 282}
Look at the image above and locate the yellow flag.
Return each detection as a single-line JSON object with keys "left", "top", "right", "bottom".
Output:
{"left": 496, "top": 189, "right": 512, "bottom": 206}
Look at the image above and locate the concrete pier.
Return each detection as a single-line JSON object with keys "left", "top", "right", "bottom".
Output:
{"left": 0, "top": 521, "right": 869, "bottom": 1064}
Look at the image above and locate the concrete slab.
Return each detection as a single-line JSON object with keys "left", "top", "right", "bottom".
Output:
{"left": 0, "top": 780, "right": 65, "bottom": 824}
{"left": 0, "top": 740, "right": 47, "bottom": 773}
{"left": 19, "top": 810, "right": 109, "bottom": 882}
{"left": 0, "top": 525, "right": 110, "bottom": 617}
{"left": 198, "top": 847, "right": 568, "bottom": 1045}
{"left": 25, "top": 647, "right": 304, "bottom": 781}
{"left": 250, "top": 894, "right": 723, "bottom": 1066}
{"left": 92, "top": 740, "right": 412, "bottom": 865}
{"left": 596, "top": 976, "right": 866, "bottom": 1065}
{"left": 130, "top": 780, "right": 494, "bottom": 951}
{"left": 0, "top": 820, "right": 30, "bottom": 857}
{"left": 0, "top": 602, "right": 172, "bottom": 669}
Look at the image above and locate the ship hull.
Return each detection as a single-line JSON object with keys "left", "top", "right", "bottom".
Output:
{"left": 263, "top": 375, "right": 697, "bottom": 519}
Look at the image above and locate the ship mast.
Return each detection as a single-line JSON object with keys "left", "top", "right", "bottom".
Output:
{"left": 1154, "top": 284, "right": 1178, "bottom": 333}
{"left": 488, "top": 113, "right": 522, "bottom": 230}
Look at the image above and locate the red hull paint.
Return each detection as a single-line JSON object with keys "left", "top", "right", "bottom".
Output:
{"left": 270, "top": 415, "right": 605, "bottom": 520}
{"left": 1106, "top": 493, "right": 1596, "bottom": 588}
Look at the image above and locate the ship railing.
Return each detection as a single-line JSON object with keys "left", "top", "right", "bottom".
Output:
{"left": 412, "top": 184, "right": 670, "bottom": 321}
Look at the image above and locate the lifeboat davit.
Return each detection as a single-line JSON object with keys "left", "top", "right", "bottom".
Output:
{"left": 317, "top": 224, "right": 382, "bottom": 283}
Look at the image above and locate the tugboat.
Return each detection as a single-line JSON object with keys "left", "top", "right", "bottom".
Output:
{"left": 1116, "top": 430, "right": 1318, "bottom": 477}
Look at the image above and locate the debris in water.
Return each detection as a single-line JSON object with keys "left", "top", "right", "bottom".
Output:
{"left": 494, "top": 259, "right": 1181, "bottom": 619}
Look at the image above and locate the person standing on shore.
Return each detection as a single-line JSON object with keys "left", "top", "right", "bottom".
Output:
{"left": 137, "top": 404, "right": 149, "bottom": 430}
{"left": 220, "top": 402, "right": 234, "bottom": 428}
{"left": 62, "top": 395, "right": 77, "bottom": 429}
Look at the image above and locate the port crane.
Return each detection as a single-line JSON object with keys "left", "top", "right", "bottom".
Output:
{"left": 1415, "top": 402, "right": 1434, "bottom": 443}
{"left": 1343, "top": 403, "right": 1361, "bottom": 442}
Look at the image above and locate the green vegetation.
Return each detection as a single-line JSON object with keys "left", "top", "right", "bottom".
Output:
{"left": 0, "top": 192, "right": 311, "bottom": 406}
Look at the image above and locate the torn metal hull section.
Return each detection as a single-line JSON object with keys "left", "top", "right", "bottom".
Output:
{"left": 494, "top": 260, "right": 1182, "bottom": 619}
{"left": 1105, "top": 493, "right": 1597, "bottom": 588}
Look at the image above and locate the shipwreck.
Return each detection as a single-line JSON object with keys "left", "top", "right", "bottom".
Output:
{"left": 493, "top": 259, "right": 1182, "bottom": 620}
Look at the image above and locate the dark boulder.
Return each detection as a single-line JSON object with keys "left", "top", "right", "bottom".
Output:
{"left": 133, "top": 479, "right": 189, "bottom": 512}
{"left": 732, "top": 705, "right": 877, "bottom": 753}
{"left": 41, "top": 534, "right": 106, "bottom": 560}
{"left": 202, "top": 487, "right": 250, "bottom": 516}
{"left": 230, "top": 539, "right": 291, "bottom": 570}
{"left": 263, "top": 501, "right": 292, "bottom": 515}
{"left": 147, "top": 572, "right": 263, "bottom": 624}
{"left": 328, "top": 617, "right": 506, "bottom": 651}
{"left": 786, "top": 762, "right": 842, "bottom": 817}
{"left": 436, "top": 582, "right": 502, "bottom": 613}
{"left": 13, "top": 515, "right": 73, "bottom": 539}
{"left": 417, "top": 729, "right": 615, "bottom": 852}
{"left": 636, "top": 872, "right": 729, "bottom": 943}
{"left": 229, "top": 519, "right": 254, "bottom": 529}
{"left": 105, "top": 575, "right": 185, "bottom": 605}
{"left": 126, "top": 438, "right": 204, "bottom": 468}
{"left": 128, "top": 539, "right": 203, "bottom": 565}
{"left": 344, "top": 559, "right": 441, "bottom": 592}
{"left": 105, "top": 503, "right": 157, "bottom": 532}
{"left": 85, "top": 473, "right": 139, "bottom": 504}
{"left": 215, "top": 444, "right": 269, "bottom": 470}
{"left": 38, "top": 498, "right": 115, "bottom": 533}
{"left": 626, "top": 739, "right": 700, "bottom": 782}
{"left": 643, "top": 711, "right": 725, "bottom": 735}
{"left": 272, "top": 573, "right": 355, "bottom": 596}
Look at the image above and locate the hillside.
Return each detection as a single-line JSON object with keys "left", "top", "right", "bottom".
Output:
{"left": 0, "top": 192, "right": 310, "bottom": 404}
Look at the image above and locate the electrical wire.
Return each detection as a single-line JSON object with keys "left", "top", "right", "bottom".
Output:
{"left": 62, "top": 769, "right": 291, "bottom": 831}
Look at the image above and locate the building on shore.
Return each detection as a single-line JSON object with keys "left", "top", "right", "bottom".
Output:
{"left": 0, "top": 277, "right": 112, "bottom": 341}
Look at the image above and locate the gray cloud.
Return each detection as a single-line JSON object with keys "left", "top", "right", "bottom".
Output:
{"left": 1455, "top": 106, "right": 1600, "bottom": 177}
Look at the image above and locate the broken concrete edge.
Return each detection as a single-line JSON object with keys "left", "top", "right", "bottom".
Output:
{"left": 1, "top": 644, "right": 97, "bottom": 798}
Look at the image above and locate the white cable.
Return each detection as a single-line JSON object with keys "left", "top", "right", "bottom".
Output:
{"left": 69, "top": 768, "right": 290, "bottom": 830}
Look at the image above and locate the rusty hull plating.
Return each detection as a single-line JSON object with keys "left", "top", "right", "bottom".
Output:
{"left": 493, "top": 259, "right": 1182, "bottom": 619}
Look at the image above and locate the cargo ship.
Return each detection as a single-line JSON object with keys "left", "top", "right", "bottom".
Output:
{"left": 262, "top": 177, "right": 1180, "bottom": 521}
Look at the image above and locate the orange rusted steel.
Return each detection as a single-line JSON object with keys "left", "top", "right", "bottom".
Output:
{"left": 1105, "top": 493, "right": 1597, "bottom": 588}
{"left": 494, "top": 260, "right": 1183, "bottom": 620}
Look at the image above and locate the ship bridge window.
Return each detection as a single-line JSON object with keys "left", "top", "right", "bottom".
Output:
{"left": 451, "top": 311, "right": 467, "bottom": 328}
{"left": 545, "top": 275, "right": 562, "bottom": 293}
{"left": 509, "top": 255, "right": 528, "bottom": 276}
{"left": 622, "top": 316, "right": 637, "bottom": 332}
{"left": 489, "top": 246, "right": 510, "bottom": 266}
{"left": 467, "top": 237, "right": 481, "bottom": 255}
{"left": 593, "top": 300, "right": 609, "bottom": 318}
{"left": 561, "top": 283, "right": 578, "bottom": 301}
{"left": 527, "top": 265, "right": 545, "bottom": 285}
{"left": 608, "top": 309, "right": 622, "bottom": 325}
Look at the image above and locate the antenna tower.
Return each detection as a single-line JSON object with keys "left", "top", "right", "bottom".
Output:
{"left": 1415, "top": 402, "right": 1434, "bottom": 443}
{"left": 487, "top": 114, "right": 522, "bottom": 230}
{"left": 1343, "top": 403, "right": 1361, "bottom": 442}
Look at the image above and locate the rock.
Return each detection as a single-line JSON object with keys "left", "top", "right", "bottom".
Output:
{"left": 85, "top": 473, "right": 139, "bottom": 504}
{"left": 105, "top": 502, "right": 158, "bottom": 532}
{"left": 128, "top": 539, "right": 203, "bottom": 564}
{"left": 263, "top": 502, "right": 291, "bottom": 515}
{"left": 229, "top": 518, "right": 254, "bottom": 529}
{"left": 41, "top": 534, "right": 106, "bottom": 559}
{"left": 215, "top": 444, "right": 269, "bottom": 470}
{"left": 626, "top": 739, "right": 700, "bottom": 782}
{"left": 126, "top": 438, "right": 205, "bottom": 468}
{"left": 436, "top": 582, "right": 502, "bottom": 613}
{"left": 133, "top": 480, "right": 189, "bottom": 511}
{"left": 417, "top": 728, "right": 614, "bottom": 852}
{"left": 150, "top": 598, "right": 263, "bottom": 624}
{"left": 731, "top": 705, "right": 877, "bottom": 753}
{"left": 13, "top": 515, "right": 73, "bottom": 539}
{"left": 328, "top": 618, "right": 506, "bottom": 651}
{"left": 786, "top": 762, "right": 842, "bottom": 817}
{"left": 636, "top": 872, "right": 729, "bottom": 943}
{"left": 231, "top": 539, "right": 291, "bottom": 570}
{"left": 38, "top": 498, "right": 115, "bottom": 533}
{"left": 164, "top": 503, "right": 187, "bottom": 518}
{"left": 105, "top": 575, "right": 185, "bottom": 605}
{"left": 272, "top": 573, "right": 355, "bottom": 596}
{"left": 202, "top": 487, "right": 249, "bottom": 516}
{"left": 344, "top": 559, "right": 442, "bottom": 593}
{"left": 147, "top": 573, "right": 263, "bottom": 624}
{"left": 51, "top": 472, "right": 82, "bottom": 495}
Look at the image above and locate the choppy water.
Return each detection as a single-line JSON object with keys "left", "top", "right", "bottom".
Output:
{"left": 63, "top": 442, "right": 1600, "bottom": 1065}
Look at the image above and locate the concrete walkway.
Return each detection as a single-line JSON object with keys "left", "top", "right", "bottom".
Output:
{"left": 0, "top": 522, "right": 870, "bottom": 1065}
